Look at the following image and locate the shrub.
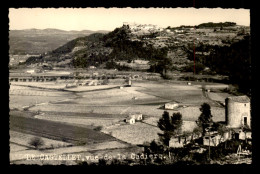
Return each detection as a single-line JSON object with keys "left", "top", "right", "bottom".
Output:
{"left": 94, "top": 126, "right": 103, "bottom": 131}
{"left": 76, "top": 140, "right": 87, "bottom": 146}
{"left": 28, "top": 137, "right": 45, "bottom": 149}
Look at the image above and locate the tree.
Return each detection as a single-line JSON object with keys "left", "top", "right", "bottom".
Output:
{"left": 28, "top": 137, "right": 45, "bottom": 149}
{"left": 149, "top": 140, "right": 164, "bottom": 154}
{"left": 196, "top": 103, "right": 213, "bottom": 135}
{"left": 157, "top": 111, "right": 183, "bottom": 147}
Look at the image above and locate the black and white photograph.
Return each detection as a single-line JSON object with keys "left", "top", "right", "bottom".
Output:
{"left": 8, "top": 7, "right": 252, "bottom": 166}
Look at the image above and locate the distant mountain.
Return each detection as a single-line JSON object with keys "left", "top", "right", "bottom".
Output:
{"left": 9, "top": 28, "right": 110, "bottom": 55}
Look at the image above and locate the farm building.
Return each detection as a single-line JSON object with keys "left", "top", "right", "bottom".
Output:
{"left": 164, "top": 102, "right": 179, "bottom": 110}
{"left": 232, "top": 128, "right": 252, "bottom": 141}
{"left": 225, "top": 96, "right": 251, "bottom": 128}
{"left": 125, "top": 113, "right": 143, "bottom": 124}
{"left": 129, "top": 113, "right": 143, "bottom": 121}
{"left": 125, "top": 115, "right": 135, "bottom": 124}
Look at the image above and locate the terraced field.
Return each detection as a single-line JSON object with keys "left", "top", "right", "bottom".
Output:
{"left": 10, "top": 114, "right": 117, "bottom": 145}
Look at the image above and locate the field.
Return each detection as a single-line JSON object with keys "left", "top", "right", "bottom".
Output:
{"left": 10, "top": 114, "right": 117, "bottom": 145}
{"left": 10, "top": 130, "right": 72, "bottom": 148}
{"left": 102, "top": 122, "right": 162, "bottom": 145}
{"left": 9, "top": 78, "right": 231, "bottom": 164}
{"left": 207, "top": 92, "right": 232, "bottom": 102}
{"left": 34, "top": 114, "right": 122, "bottom": 128}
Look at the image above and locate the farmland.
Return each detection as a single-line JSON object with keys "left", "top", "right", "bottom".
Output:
{"left": 9, "top": 76, "right": 232, "bottom": 164}
{"left": 10, "top": 114, "right": 117, "bottom": 145}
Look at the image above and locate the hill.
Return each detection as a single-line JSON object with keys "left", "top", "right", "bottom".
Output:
{"left": 9, "top": 28, "right": 110, "bottom": 55}
{"left": 23, "top": 23, "right": 250, "bottom": 88}
{"left": 196, "top": 22, "right": 236, "bottom": 28}
{"left": 25, "top": 26, "right": 168, "bottom": 70}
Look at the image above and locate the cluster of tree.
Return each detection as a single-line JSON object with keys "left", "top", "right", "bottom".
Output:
{"left": 185, "top": 35, "right": 251, "bottom": 95}
{"left": 25, "top": 55, "right": 44, "bottom": 64}
{"left": 105, "top": 60, "right": 132, "bottom": 71}
{"left": 72, "top": 50, "right": 109, "bottom": 68}
{"left": 205, "top": 35, "right": 251, "bottom": 95}
{"left": 103, "top": 27, "right": 169, "bottom": 63}
{"left": 197, "top": 22, "right": 236, "bottom": 28}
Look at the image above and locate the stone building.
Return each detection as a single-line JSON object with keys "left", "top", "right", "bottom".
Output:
{"left": 225, "top": 96, "right": 251, "bottom": 128}
{"left": 125, "top": 115, "right": 135, "bottom": 124}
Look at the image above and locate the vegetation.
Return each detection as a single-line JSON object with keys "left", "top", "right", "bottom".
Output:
{"left": 28, "top": 137, "right": 44, "bottom": 149}
{"left": 10, "top": 115, "right": 115, "bottom": 146}
{"left": 157, "top": 111, "right": 183, "bottom": 147}
{"left": 196, "top": 103, "right": 213, "bottom": 135}
{"left": 105, "top": 60, "right": 132, "bottom": 71}
{"left": 197, "top": 22, "right": 236, "bottom": 28}
{"left": 205, "top": 35, "right": 251, "bottom": 95}
{"left": 187, "top": 35, "right": 251, "bottom": 95}
{"left": 103, "top": 27, "right": 169, "bottom": 64}
{"left": 93, "top": 126, "right": 103, "bottom": 131}
{"left": 182, "top": 62, "right": 206, "bottom": 74}
{"left": 25, "top": 27, "right": 170, "bottom": 71}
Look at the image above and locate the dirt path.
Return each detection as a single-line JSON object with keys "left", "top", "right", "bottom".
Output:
{"left": 201, "top": 84, "right": 223, "bottom": 107}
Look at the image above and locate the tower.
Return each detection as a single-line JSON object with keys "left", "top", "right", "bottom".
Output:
{"left": 225, "top": 96, "right": 251, "bottom": 128}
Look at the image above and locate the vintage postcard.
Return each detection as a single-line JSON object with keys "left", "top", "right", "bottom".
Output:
{"left": 9, "top": 8, "right": 251, "bottom": 165}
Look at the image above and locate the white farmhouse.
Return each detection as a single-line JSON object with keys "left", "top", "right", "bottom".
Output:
{"left": 164, "top": 102, "right": 179, "bottom": 110}
{"left": 125, "top": 115, "right": 135, "bottom": 124}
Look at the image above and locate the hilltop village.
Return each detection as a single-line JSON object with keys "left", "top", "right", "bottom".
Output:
{"left": 9, "top": 22, "right": 251, "bottom": 165}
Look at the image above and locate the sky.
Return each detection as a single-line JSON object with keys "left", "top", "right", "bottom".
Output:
{"left": 9, "top": 8, "right": 250, "bottom": 31}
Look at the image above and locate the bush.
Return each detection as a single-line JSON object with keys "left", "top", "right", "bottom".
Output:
{"left": 76, "top": 140, "right": 87, "bottom": 146}
{"left": 28, "top": 137, "right": 45, "bottom": 149}
{"left": 93, "top": 126, "right": 103, "bottom": 131}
